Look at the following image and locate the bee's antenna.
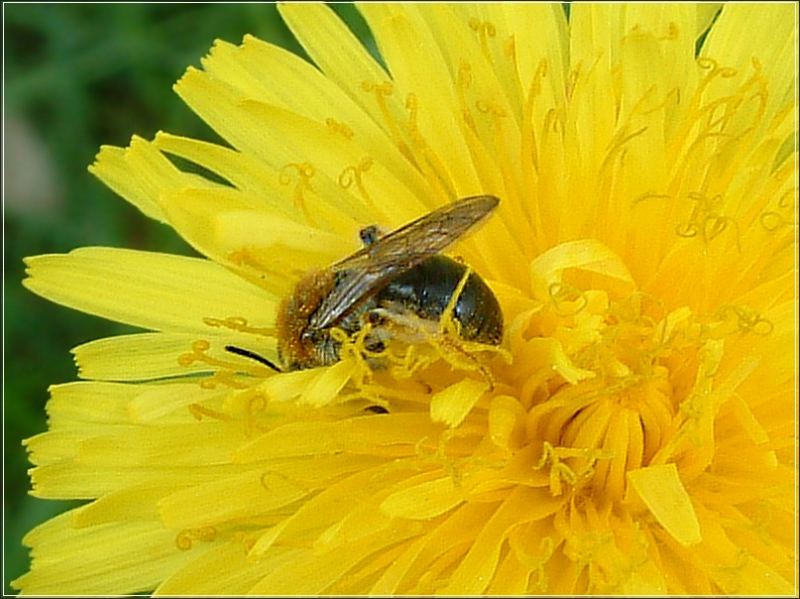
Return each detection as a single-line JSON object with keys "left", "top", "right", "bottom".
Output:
{"left": 225, "top": 345, "right": 282, "bottom": 372}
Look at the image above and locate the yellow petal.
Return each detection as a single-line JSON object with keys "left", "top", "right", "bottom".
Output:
{"left": 442, "top": 486, "right": 562, "bottom": 594}
{"left": 233, "top": 413, "right": 442, "bottom": 461}
{"left": 24, "top": 247, "right": 276, "bottom": 333}
{"left": 627, "top": 463, "right": 701, "bottom": 546}
{"left": 13, "top": 509, "right": 204, "bottom": 595}
{"left": 696, "top": 4, "right": 723, "bottom": 37}
{"left": 701, "top": 4, "right": 796, "bottom": 122}
{"left": 359, "top": 4, "right": 481, "bottom": 195}
{"left": 502, "top": 2, "right": 569, "bottom": 118}
{"left": 158, "top": 469, "right": 307, "bottom": 529}
{"left": 29, "top": 461, "right": 254, "bottom": 500}
{"left": 278, "top": 4, "right": 391, "bottom": 116}
{"left": 73, "top": 333, "right": 216, "bottom": 382}
{"left": 429, "top": 378, "right": 489, "bottom": 428}
{"left": 157, "top": 186, "right": 352, "bottom": 280}
{"left": 155, "top": 541, "right": 281, "bottom": 596}
{"left": 229, "top": 28, "right": 433, "bottom": 204}
{"left": 693, "top": 513, "right": 795, "bottom": 595}
{"left": 89, "top": 137, "right": 173, "bottom": 223}
{"left": 529, "top": 239, "right": 634, "bottom": 301}
{"left": 488, "top": 394, "right": 527, "bottom": 449}
{"left": 248, "top": 457, "right": 404, "bottom": 558}
{"left": 298, "top": 359, "right": 356, "bottom": 407}
{"left": 371, "top": 501, "right": 498, "bottom": 594}
{"left": 566, "top": 4, "right": 624, "bottom": 173}
{"left": 43, "top": 381, "right": 136, "bottom": 431}
{"left": 620, "top": 559, "right": 668, "bottom": 594}
{"left": 127, "top": 383, "right": 228, "bottom": 423}
{"left": 77, "top": 422, "right": 245, "bottom": 468}
{"left": 248, "top": 525, "right": 419, "bottom": 595}
{"left": 513, "top": 337, "right": 596, "bottom": 385}
{"left": 381, "top": 475, "right": 464, "bottom": 520}
{"left": 235, "top": 99, "right": 428, "bottom": 225}
{"left": 24, "top": 431, "right": 82, "bottom": 465}
{"left": 72, "top": 483, "right": 170, "bottom": 527}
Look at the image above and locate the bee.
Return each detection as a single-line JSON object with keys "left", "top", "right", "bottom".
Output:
{"left": 226, "top": 195, "right": 503, "bottom": 372}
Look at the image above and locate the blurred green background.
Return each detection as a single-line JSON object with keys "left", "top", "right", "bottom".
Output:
{"left": 3, "top": 3, "right": 374, "bottom": 592}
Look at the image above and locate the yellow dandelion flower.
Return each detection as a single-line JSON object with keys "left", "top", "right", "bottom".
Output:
{"left": 14, "top": 3, "right": 797, "bottom": 595}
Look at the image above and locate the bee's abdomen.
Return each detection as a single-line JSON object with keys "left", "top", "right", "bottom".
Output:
{"left": 378, "top": 255, "right": 503, "bottom": 345}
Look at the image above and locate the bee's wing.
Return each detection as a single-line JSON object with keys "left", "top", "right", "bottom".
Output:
{"left": 310, "top": 195, "right": 499, "bottom": 330}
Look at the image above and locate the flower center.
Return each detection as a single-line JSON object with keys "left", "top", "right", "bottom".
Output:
{"left": 511, "top": 288, "right": 768, "bottom": 502}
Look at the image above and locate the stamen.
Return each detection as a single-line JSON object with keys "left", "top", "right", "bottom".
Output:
{"left": 636, "top": 86, "right": 681, "bottom": 116}
{"left": 468, "top": 17, "right": 496, "bottom": 58}
{"left": 199, "top": 370, "right": 250, "bottom": 390}
{"left": 203, "top": 316, "right": 274, "bottom": 337}
{"left": 598, "top": 125, "right": 649, "bottom": 182}
{"left": 475, "top": 99, "right": 507, "bottom": 118}
{"left": 338, "top": 157, "right": 375, "bottom": 210}
{"left": 260, "top": 470, "right": 309, "bottom": 493}
{"left": 246, "top": 393, "right": 268, "bottom": 419}
{"left": 760, "top": 211, "right": 790, "bottom": 231}
{"left": 362, "top": 80, "right": 418, "bottom": 166}
{"left": 279, "top": 162, "right": 316, "bottom": 225}
{"left": 716, "top": 305, "right": 774, "bottom": 336}
{"left": 509, "top": 534, "right": 554, "bottom": 591}
{"left": 661, "top": 21, "right": 679, "bottom": 41}
{"left": 565, "top": 66, "right": 581, "bottom": 102}
{"left": 403, "top": 93, "right": 455, "bottom": 198}
{"left": 179, "top": 340, "right": 249, "bottom": 373}
{"left": 548, "top": 282, "right": 589, "bottom": 317}
{"left": 175, "top": 526, "right": 217, "bottom": 551}
{"left": 760, "top": 188, "right": 797, "bottom": 231}
{"left": 716, "top": 550, "right": 750, "bottom": 594}
{"left": 522, "top": 58, "right": 550, "bottom": 178}
{"left": 325, "top": 117, "right": 354, "bottom": 139}
{"left": 188, "top": 403, "right": 231, "bottom": 422}
{"left": 233, "top": 531, "right": 257, "bottom": 554}
{"left": 674, "top": 192, "right": 742, "bottom": 251}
